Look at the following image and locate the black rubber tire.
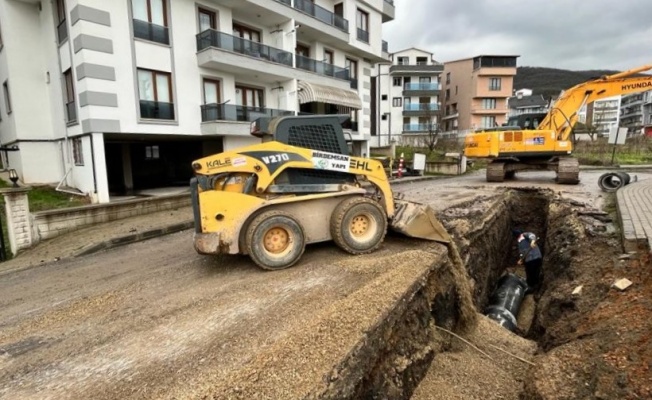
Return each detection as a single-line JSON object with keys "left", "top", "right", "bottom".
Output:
{"left": 245, "top": 210, "right": 306, "bottom": 271}
{"left": 330, "top": 197, "right": 387, "bottom": 255}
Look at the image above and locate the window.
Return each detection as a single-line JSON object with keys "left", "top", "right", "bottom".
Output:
{"left": 482, "top": 98, "right": 497, "bottom": 109}
{"left": 72, "top": 138, "right": 84, "bottom": 166}
{"left": 233, "top": 23, "right": 260, "bottom": 42}
{"left": 416, "top": 57, "right": 427, "bottom": 65}
{"left": 296, "top": 43, "right": 310, "bottom": 57}
{"left": 63, "top": 69, "right": 77, "bottom": 123}
{"left": 446, "top": 72, "right": 450, "bottom": 84}
{"left": 137, "top": 69, "right": 174, "bottom": 120}
{"left": 481, "top": 116, "right": 497, "bottom": 128}
{"left": 419, "top": 77, "right": 431, "bottom": 83}
{"left": 445, "top": 88, "right": 450, "bottom": 101}
{"left": 489, "top": 77, "right": 502, "bottom": 91}
{"left": 392, "top": 97, "right": 402, "bottom": 107}
{"left": 55, "top": 0, "right": 68, "bottom": 44}
{"left": 356, "top": 9, "right": 369, "bottom": 42}
{"left": 132, "top": 0, "right": 169, "bottom": 45}
{"left": 345, "top": 58, "right": 358, "bottom": 85}
{"left": 235, "top": 85, "right": 264, "bottom": 108}
{"left": 324, "top": 49, "right": 334, "bottom": 65}
{"left": 381, "top": 114, "right": 387, "bottom": 121}
{"left": 145, "top": 145, "right": 160, "bottom": 159}
{"left": 203, "top": 79, "right": 221, "bottom": 104}
{"left": 397, "top": 57, "right": 409, "bottom": 65}
{"left": 393, "top": 77, "right": 402, "bottom": 87}
{"left": 3, "top": 80, "right": 11, "bottom": 114}
{"left": 198, "top": 8, "right": 216, "bottom": 32}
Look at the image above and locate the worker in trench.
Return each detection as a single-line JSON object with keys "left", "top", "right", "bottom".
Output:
{"left": 512, "top": 229, "right": 543, "bottom": 293}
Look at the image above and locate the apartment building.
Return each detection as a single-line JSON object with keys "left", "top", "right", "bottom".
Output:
{"left": 0, "top": 0, "right": 393, "bottom": 203}
{"left": 441, "top": 55, "right": 518, "bottom": 134}
{"left": 507, "top": 93, "right": 548, "bottom": 117}
{"left": 371, "top": 47, "right": 442, "bottom": 147}
{"left": 620, "top": 91, "right": 652, "bottom": 136}
{"left": 586, "top": 96, "right": 621, "bottom": 137}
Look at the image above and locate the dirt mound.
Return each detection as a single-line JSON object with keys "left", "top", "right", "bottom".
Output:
{"left": 412, "top": 315, "right": 537, "bottom": 400}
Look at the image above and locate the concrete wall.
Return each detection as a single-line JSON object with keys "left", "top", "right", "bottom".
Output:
{"left": 31, "top": 193, "right": 191, "bottom": 243}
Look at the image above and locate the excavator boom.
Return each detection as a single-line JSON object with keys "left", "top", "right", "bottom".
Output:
{"left": 464, "top": 63, "right": 652, "bottom": 183}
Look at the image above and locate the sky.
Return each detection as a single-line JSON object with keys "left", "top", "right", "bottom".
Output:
{"left": 384, "top": 0, "right": 652, "bottom": 71}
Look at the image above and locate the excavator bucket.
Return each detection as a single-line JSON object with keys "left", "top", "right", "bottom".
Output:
{"left": 390, "top": 198, "right": 451, "bottom": 244}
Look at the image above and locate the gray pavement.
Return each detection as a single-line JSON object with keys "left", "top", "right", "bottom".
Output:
{"left": 0, "top": 175, "right": 437, "bottom": 275}
{"left": 617, "top": 177, "right": 652, "bottom": 253}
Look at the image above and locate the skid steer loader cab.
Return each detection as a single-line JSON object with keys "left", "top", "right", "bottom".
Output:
{"left": 191, "top": 115, "right": 450, "bottom": 271}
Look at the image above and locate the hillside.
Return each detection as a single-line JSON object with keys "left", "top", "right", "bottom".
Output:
{"left": 514, "top": 67, "right": 619, "bottom": 100}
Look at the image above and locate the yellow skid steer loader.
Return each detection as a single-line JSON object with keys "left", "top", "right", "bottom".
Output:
{"left": 190, "top": 115, "right": 450, "bottom": 270}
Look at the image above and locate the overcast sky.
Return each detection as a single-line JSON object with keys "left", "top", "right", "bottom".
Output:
{"left": 384, "top": 0, "right": 652, "bottom": 71}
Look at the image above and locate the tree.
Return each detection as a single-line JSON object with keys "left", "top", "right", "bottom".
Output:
{"left": 417, "top": 105, "right": 442, "bottom": 155}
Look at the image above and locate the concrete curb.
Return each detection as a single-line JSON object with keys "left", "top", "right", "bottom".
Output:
{"left": 74, "top": 221, "right": 194, "bottom": 257}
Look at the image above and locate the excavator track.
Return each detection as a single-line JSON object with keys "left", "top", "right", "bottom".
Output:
{"left": 556, "top": 157, "right": 580, "bottom": 184}
{"left": 486, "top": 162, "right": 505, "bottom": 182}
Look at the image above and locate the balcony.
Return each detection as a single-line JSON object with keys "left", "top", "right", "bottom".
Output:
{"left": 403, "top": 103, "right": 440, "bottom": 116}
{"left": 382, "top": 0, "right": 395, "bottom": 22}
{"left": 293, "top": 0, "right": 348, "bottom": 32}
{"left": 197, "top": 30, "right": 293, "bottom": 67}
{"left": 133, "top": 19, "right": 169, "bottom": 45}
{"left": 357, "top": 28, "right": 369, "bottom": 43}
{"left": 201, "top": 103, "right": 293, "bottom": 123}
{"left": 295, "top": 54, "right": 350, "bottom": 80}
{"left": 402, "top": 82, "right": 441, "bottom": 96}
{"left": 382, "top": 40, "right": 389, "bottom": 53}
{"left": 57, "top": 19, "right": 68, "bottom": 44}
{"left": 274, "top": 0, "right": 291, "bottom": 4}
{"left": 403, "top": 124, "right": 435, "bottom": 132}
{"left": 349, "top": 78, "right": 358, "bottom": 90}
{"left": 140, "top": 100, "right": 175, "bottom": 120}
{"left": 472, "top": 107, "right": 509, "bottom": 115}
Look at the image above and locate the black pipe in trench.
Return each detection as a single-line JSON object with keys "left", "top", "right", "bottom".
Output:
{"left": 484, "top": 273, "right": 528, "bottom": 332}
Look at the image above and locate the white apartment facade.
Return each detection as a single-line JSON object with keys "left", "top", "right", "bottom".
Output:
{"left": 620, "top": 90, "right": 652, "bottom": 136}
{"left": 371, "top": 48, "right": 442, "bottom": 147}
{"left": 587, "top": 95, "right": 621, "bottom": 137}
{"left": 0, "top": 0, "right": 393, "bottom": 203}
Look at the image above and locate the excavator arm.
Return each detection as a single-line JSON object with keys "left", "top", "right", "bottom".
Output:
{"left": 539, "top": 64, "right": 652, "bottom": 141}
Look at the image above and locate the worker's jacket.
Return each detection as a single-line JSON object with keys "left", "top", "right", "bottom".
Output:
{"left": 518, "top": 232, "right": 542, "bottom": 263}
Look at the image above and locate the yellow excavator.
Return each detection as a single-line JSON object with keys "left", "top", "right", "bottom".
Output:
{"left": 464, "top": 63, "right": 652, "bottom": 183}
{"left": 190, "top": 115, "right": 450, "bottom": 270}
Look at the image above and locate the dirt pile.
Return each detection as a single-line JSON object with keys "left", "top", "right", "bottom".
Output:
{"left": 412, "top": 315, "right": 537, "bottom": 400}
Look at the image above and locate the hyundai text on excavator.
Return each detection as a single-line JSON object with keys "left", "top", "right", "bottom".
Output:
{"left": 464, "top": 64, "right": 652, "bottom": 183}
{"left": 190, "top": 115, "right": 450, "bottom": 270}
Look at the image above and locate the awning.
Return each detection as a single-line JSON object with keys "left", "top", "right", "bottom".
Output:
{"left": 297, "top": 81, "right": 363, "bottom": 111}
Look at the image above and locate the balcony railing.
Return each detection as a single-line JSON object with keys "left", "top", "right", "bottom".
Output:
{"left": 384, "top": 0, "right": 395, "bottom": 4}
{"left": 196, "top": 30, "right": 293, "bottom": 67}
{"left": 295, "top": 54, "right": 350, "bottom": 80}
{"left": 404, "top": 82, "right": 441, "bottom": 91}
{"left": 357, "top": 28, "right": 369, "bottom": 43}
{"left": 403, "top": 104, "right": 440, "bottom": 111}
{"left": 65, "top": 101, "right": 77, "bottom": 123}
{"left": 275, "top": 0, "right": 291, "bottom": 4}
{"left": 201, "top": 103, "right": 294, "bottom": 122}
{"left": 57, "top": 19, "right": 68, "bottom": 44}
{"left": 133, "top": 19, "right": 169, "bottom": 45}
{"left": 294, "top": 0, "right": 349, "bottom": 32}
{"left": 140, "top": 100, "right": 175, "bottom": 120}
{"left": 349, "top": 78, "right": 358, "bottom": 90}
{"left": 382, "top": 40, "right": 388, "bottom": 52}
{"left": 403, "top": 124, "right": 434, "bottom": 132}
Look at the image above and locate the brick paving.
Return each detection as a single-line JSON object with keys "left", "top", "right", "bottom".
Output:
{"left": 617, "top": 178, "right": 652, "bottom": 253}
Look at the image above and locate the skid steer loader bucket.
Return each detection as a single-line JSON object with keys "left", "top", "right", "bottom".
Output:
{"left": 390, "top": 199, "right": 451, "bottom": 244}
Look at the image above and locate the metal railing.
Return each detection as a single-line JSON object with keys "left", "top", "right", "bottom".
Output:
{"left": 140, "top": 100, "right": 175, "bottom": 120}
{"left": 382, "top": 40, "right": 388, "bottom": 52}
{"left": 57, "top": 19, "right": 68, "bottom": 44}
{"left": 295, "top": 54, "right": 350, "bottom": 80}
{"left": 133, "top": 19, "right": 169, "bottom": 45}
{"left": 349, "top": 78, "right": 358, "bottom": 90}
{"left": 294, "top": 0, "right": 349, "bottom": 32}
{"left": 403, "top": 124, "right": 435, "bottom": 132}
{"left": 196, "top": 30, "right": 293, "bottom": 67}
{"left": 403, "top": 82, "right": 441, "bottom": 91}
{"left": 403, "top": 103, "right": 440, "bottom": 111}
{"left": 65, "top": 101, "right": 77, "bottom": 123}
{"left": 357, "top": 28, "right": 369, "bottom": 43}
{"left": 201, "top": 103, "right": 294, "bottom": 122}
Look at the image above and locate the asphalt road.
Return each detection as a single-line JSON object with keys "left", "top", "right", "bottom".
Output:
{"left": 1, "top": 167, "right": 650, "bottom": 399}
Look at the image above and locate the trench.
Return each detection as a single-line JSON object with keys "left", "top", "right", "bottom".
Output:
{"left": 326, "top": 188, "right": 622, "bottom": 400}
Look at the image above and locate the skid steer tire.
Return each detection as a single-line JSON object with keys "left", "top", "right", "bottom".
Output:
{"left": 245, "top": 210, "right": 306, "bottom": 271}
{"left": 330, "top": 197, "right": 387, "bottom": 255}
